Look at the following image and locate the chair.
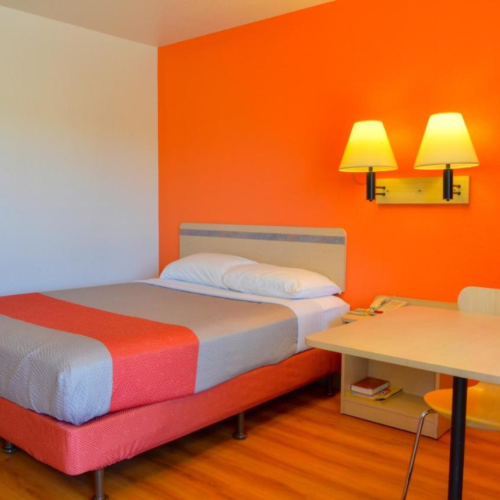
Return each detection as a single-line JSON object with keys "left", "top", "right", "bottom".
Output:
{"left": 402, "top": 287, "right": 500, "bottom": 500}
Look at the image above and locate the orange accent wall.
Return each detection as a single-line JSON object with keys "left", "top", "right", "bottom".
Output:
{"left": 158, "top": 0, "right": 500, "bottom": 307}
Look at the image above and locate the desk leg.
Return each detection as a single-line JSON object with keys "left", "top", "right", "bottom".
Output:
{"left": 448, "top": 376, "right": 468, "bottom": 500}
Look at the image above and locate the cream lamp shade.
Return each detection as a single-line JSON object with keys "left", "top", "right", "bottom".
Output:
{"left": 414, "top": 113, "right": 479, "bottom": 170}
{"left": 415, "top": 112, "right": 478, "bottom": 201}
{"left": 339, "top": 120, "right": 397, "bottom": 201}
{"left": 339, "top": 121, "right": 398, "bottom": 173}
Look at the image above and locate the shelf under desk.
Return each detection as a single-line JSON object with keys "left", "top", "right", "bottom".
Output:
{"left": 341, "top": 353, "right": 450, "bottom": 438}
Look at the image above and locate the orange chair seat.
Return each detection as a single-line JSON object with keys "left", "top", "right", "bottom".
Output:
{"left": 425, "top": 382, "right": 500, "bottom": 431}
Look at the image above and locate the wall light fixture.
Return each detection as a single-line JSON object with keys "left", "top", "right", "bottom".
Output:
{"left": 339, "top": 121, "right": 398, "bottom": 201}
{"left": 414, "top": 113, "right": 479, "bottom": 201}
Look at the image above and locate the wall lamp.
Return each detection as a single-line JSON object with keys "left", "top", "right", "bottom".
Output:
{"left": 414, "top": 113, "right": 479, "bottom": 201}
{"left": 339, "top": 121, "right": 398, "bottom": 201}
{"left": 340, "top": 113, "right": 479, "bottom": 204}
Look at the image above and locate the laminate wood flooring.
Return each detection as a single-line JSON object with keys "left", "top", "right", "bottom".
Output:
{"left": 1, "top": 384, "right": 499, "bottom": 499}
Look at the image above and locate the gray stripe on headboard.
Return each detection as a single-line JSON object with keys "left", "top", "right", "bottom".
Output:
{"left": 180, "top": 228, "right": 345, "bottom": 245}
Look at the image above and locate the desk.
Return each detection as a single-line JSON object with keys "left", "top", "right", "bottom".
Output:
{"left": 306, "top": 306, "right": 500, "bottom": 500}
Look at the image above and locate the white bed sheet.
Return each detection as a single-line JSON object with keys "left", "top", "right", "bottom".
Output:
{"left": 140, "top": 279, "right": 350, "bottom": 352}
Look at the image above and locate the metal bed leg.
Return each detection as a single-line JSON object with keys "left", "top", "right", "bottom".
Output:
{"left": 402, "top": 408, "right": 437, "bottom": 500}
{"left": 91, "top": 468, "right": 109, "bottom": 500}
{"left": 326, "top": 373, "right": 335, "bottom": 397}
{"left": 233, "top": 412, "right": 247, "bottom": 440}
{"left": 2, "top": 440, "right": 17, "bottom": 454}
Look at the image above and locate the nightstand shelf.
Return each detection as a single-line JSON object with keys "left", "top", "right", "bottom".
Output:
{"left": 344, "top": 391, "right": 431, "bottom": 418}
{"left": 341, "top": 354, "right": 451, "bottom": 438}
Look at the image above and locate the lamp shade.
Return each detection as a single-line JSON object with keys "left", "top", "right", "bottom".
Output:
{"left": 339, "top": 121, "right": 397, "bottom": 173}
{"left": 414, "top": 113, "right": 479, "bottom": 170}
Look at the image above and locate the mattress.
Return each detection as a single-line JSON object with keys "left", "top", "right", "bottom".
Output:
{"left": 0, "top": 281, "right": 348, "bottom": 426}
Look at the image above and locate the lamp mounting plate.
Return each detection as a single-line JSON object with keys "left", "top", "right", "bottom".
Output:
{"left": 376, "top": 176, "right": 470, "bottom": 205}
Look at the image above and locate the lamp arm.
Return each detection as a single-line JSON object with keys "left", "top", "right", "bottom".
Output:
{"left": 367, "top": 168, "right": 375, "bottom": 201}
{"left": 443, "top": 164, "right": 453, "bottom": 201}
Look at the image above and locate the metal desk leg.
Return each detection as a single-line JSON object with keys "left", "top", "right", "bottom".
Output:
{"left": 448, "top": 376, "right": 468, "bottom": 500}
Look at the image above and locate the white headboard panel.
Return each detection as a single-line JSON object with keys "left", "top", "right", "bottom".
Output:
{"left": 180, "top": 223, "right": 347, "bottom": 291}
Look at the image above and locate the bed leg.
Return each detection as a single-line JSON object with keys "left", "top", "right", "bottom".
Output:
{"left": 91, "top": 468, "right": 109, "bottom": 500}
{"left": 233, "top": 412, "right": 247, "bottom": 440}
{"left": 326, "top": 373, "right": 335, "bottom": 397}
{"left": 2, "top": 440, "right": 17, "bottom": 454}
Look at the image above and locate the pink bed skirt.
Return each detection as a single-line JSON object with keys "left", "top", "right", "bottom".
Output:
{"left": 0, "top": 349, "right": 339, "bottom": 475}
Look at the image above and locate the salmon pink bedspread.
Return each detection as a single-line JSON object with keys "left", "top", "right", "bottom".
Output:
{"left": 0, "top": 283, "right": 298, "bottom": 424}
{"left": 0, "top": 348, "right": 339, "bottom": 475}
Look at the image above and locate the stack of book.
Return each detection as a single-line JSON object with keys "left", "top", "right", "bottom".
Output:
{"left": 349, "top": 377, "right": 402, "bottom": 402}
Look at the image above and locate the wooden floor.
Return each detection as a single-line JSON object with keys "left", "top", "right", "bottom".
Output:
{"left": 2, "top": 383, "right": 500, "bottom": 500}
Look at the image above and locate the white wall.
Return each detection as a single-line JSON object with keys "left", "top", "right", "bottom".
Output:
{"left": 0, "top": 7, "right": 158, "bottom": 296}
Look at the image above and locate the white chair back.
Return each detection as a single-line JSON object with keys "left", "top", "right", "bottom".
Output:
{"left": 458, "top": 287, "right": 500, "bottom": 316}
{"left": 458, "top": 286, "right": 500, "bottom": 394}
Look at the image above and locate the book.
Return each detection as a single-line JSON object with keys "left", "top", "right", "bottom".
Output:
{"left": 349, "top": 386, "right": 403, "bottom": 402}
{"left": 351, "top": 377, "right": 389, "bottom": 395}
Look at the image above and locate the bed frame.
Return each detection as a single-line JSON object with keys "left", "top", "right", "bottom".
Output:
{"left": 0, "top": 224, "right": 347, "bottom": 499}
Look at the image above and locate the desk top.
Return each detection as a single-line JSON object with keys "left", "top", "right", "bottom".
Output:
{"left": 306, "top": 306, "right": 500, "bottom": 383}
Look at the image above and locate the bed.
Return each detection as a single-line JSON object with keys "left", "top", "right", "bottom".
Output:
{"left": 0, "top": 223, "right": 348, "bottom": 499}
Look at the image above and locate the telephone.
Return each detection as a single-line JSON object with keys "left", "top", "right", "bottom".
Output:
{"left": 342, "top": 296, "right": 408, "bottom": 322}
{"left": 370, "top": 296, "right": 408, "bottom": 312}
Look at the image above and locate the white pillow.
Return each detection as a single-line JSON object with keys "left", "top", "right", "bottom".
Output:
{"left": 160, "top": 253, "right": 256, "bottom": 289}
{"left": 222, "top": 263, "right": 341, "bottom": 299}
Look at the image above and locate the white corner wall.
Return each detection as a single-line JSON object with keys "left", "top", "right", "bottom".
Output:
{"left": 0, "top": 6, "right": 158, "bottom": 296}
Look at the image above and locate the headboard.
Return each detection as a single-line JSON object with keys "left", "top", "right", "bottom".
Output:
{"left": 180, "top": 223, "right": 347, "bottom": 292}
